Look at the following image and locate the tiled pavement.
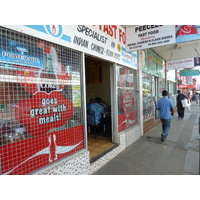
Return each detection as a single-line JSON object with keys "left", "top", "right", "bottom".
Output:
{"left": 93, "top": 101, "right": 199, "bottom": 175}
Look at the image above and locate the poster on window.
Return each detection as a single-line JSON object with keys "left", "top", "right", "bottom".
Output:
{"left": 118, "top": 91, "right": 137, "bottom": 132}
{"left": 0, "top": 38, "right": 44, "bottom": 68}
{"left": 117, "top": 66, "right": 138, "bottom": 132}
{"left": 0, "top": 37, "right": 84, "bottom": 174}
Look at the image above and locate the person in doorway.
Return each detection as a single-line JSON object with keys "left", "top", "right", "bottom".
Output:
{"left": 87, "top": 97, "right": 105, "bottom": 125}
{"left": 156, "top": 90, "right": 174, "bottom": 142}
{"left": 177, "top": 90, "right": 188, "bottom": 119}
{"left": 86, "top": 98, "right": 95, "bottom": 111}
{"left": 87, "top": 97, "right": 111, "bottom": 136}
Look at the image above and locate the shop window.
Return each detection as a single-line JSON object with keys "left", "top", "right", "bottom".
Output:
{"left": 0, "top": 27, "right": 85, "bottom": 175}
{"left": 117, "top": 66, "right": 138, "bottom": 132}
{"left": 158, "top": 78, "right": 166, "bottom": 98}
{"left": 142, "top": 73, "right": 154, "bottom": 120}
{"left": 168, "top": 81, "right": 177, "bottom": 105}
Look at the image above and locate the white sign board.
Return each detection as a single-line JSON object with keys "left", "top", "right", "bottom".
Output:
{"left": 2, "top": 25, "right": 137, "bottom": 69}
{"left": 166, "top": 58, "right": 194, "bottom": 70}
{"left": 126, "top": 25, "right": 176, "bottom": 52}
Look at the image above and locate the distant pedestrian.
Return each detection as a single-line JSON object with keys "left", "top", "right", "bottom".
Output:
{"left": 199, "top": 93, "right": 200, "bottom": 104}
{"left": 187, "top": 92, "right": 192, "bottom": 102}
{"left": 195, "top": 92, "right": 199, "bottom": 104}
{"left": 177, "top": 90, "right": 188, "bottom": 118}
{"left": 156, "top": 90, "right": 174, "bottom": 142}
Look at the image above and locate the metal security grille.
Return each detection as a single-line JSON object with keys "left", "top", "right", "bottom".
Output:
{"left": 0, "top": 27, "right": 85, "bottom": 175}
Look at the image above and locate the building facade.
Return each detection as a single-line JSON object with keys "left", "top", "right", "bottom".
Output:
{"left": 0, "top": 25, "right": 174, "bottom": 175}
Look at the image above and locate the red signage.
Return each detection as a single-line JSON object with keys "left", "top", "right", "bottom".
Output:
{"left": 178, "top": 84, "right": 196, "bottom": 89}
{"left": 118, "top": 92, "right": 137, "bottom": 132}
{"left": 120, "top": 92, "right": 134, "bottom": 112}
{"left": 0, "top": 91, "right": 84, "bottom": 175}
{"left": 0, "top": 125, "right": 84, "bottom": 175}
{"left": 118, "top": 111, "right": 137, "bottom": 132}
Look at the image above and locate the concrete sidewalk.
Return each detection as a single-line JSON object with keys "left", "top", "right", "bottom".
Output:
{"left": 93, "top": 101, "right": 200, "bottom": 175}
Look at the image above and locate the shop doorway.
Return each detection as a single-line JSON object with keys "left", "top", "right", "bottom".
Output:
{"left": 85, "top": 56, "right": 115, "bottom": 160}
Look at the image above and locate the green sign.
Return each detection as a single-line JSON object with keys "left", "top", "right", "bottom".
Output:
{"left": 180, "top": 69, "right": 199, "bottom": 76}
{"left": 142, "top": 49, "right": 164, "bottom": 78}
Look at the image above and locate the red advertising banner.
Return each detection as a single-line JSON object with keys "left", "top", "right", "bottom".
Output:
{"left": 0, "top": 35, "right": 84, "bottom": 175}
{"left": 118, "top": 111, "right": 137, "bottom": 132}
{"left": 0, "top": 89, "right": 85, "bottom": 175}
{"left": 178, "top": 85, "right": 196, "bottom": 89}
{"left": 119, "top": 92, "right": 134, "bottom": 112}
{"left": 118, "top": 92, "right": 137, "bottom": 132}
{"left": 0, "top": 125, "right": 84, "bottom": 175}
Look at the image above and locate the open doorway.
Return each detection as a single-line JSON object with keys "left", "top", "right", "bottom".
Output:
{"left": 85, "top": 56, "right": 115, "bottom": 160}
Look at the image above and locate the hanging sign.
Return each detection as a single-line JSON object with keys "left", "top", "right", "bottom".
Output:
{"left": 142, "top": 49, "right": 164, "bottom": 77}
{"left": 180, "top": 69, "right": 199, "bottom": 76}
{"left": 166, "top": 58, "right": 194, "bottom": 70}
{"left": 126, "top": 25, "right": 176, "bottom": 51}
{"left": 176, "top": 25, "right": 200, "bottom": 43}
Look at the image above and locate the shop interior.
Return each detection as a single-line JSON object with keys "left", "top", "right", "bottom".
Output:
{"left": 85, "top": 56, "right": 116, "bottom": 160}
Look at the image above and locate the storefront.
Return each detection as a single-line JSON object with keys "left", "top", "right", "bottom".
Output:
{"left": 117, "top": 66, "right": 138, "bottom": 133}
{"left": 141, "top": 49, "right": 166, "bottom": 133}
{"left": 167, "top": 69, "right": 177, "bottom": 106}
{"left": 177, "top": 68, "right": 197, "bottom": 98}
{"left": 0, "top": 25, "right": 142, "bottom": 175}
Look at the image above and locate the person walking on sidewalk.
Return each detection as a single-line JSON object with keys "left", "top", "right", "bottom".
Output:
{"left": 176, "top": 90, "right": 188, "bottom": 118}
{"left": 156, "top": 90, "right": 174, "bottom": 142}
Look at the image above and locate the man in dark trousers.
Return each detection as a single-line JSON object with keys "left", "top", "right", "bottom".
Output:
{"left": 176, "top": 90, "right": 187, "bottom": 119}
{"left": 156, "top": 90, "right": 174, "bottom": 142}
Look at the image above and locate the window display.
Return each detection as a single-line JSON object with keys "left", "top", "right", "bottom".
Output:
{"left": 117, "top": 66, "right": 138, "bottom": 132}
{"left": 142, "top": 73, "right": 154, "bottom": 119}
{"left": 158, "top": 78, "right": 166, "bottom": 99}
{"left": 168, "top": 81, "right": 176, "bottom": 105}
{"left": 0, "top": 27, "right": 84, "bottom": 174}
{"left": 142, "top": 49, "right": 165, "bottom": 120}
